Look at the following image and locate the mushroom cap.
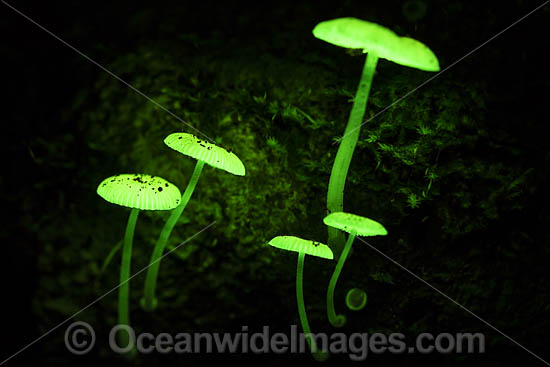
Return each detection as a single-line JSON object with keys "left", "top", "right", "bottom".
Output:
{"left": 164, "top": 133, "right": 246, "bottom": 176}
{"left": 323, "top": 212, "right": 388, "bottom": 237}
{"left": 268, "top": 236, "right": 334, "bottom": 260}
{"left": 312, "top": 17, "right": 440, "bottom": 72}
{"left": 97, "top": 173, "right": 181, "bottom": 210}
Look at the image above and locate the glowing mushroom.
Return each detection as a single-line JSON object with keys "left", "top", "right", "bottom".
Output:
{"left": 345, "top": 288, "right": 368, "bottom": 311}
{"left": 97, "top": 173, "right": 181, "bottom": 349}
{"left": 268, "top": 236, "right": 332, "bottom": 361}
{"left": 323, "top": 212, "right": 387, "bottom": 327}
{"left": 141, "top": 132, "right": 245, "bottom": 311}
{"left": 313, "top": 17, "right": 438, "bottom": 254}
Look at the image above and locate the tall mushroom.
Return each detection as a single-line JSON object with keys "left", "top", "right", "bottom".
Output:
{"left": 97, "top": 173, "right": 181, "bottom": 349}
{"left": 323, "top": 212, "right": 387, "bottom": 327}
{"left": 268, "top": 236, "right": 333, "bottom": 361}
{"left": 141, "top": 132, "right": 245, "bottom": 311}
{"left": 312, "top": 17, "right": 439, "bottom": 255}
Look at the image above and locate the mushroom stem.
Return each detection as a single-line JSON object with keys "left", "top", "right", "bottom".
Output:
{"left": 118, "top": 207, "right": 139, "bottom": 350}
{"left": 326, "top": 52, "right": 379, "bottom": 257}
{"left": 327, "top": 232, "right": 356, "bottom": 327}
{"left": 142, "top": 160, "right": 205, "bottom": 311}
{"left": 296, "top": 252, "right": 329, "bottom": 361}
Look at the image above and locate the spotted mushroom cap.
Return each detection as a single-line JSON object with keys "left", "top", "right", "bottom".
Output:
{"left": 164, "top": 133, "right": 246, "bottom": 176}
{"left": 268, "top": 236, "right": 334, "bottom": 259}
{"left": 312, "top": 17, "right": 440, "bottom": 72}
{"left": 324, "top": 212, "right": 387, "bottom": 237}
{"left": 97, "top": 173, "right": 181, "bottom": 210}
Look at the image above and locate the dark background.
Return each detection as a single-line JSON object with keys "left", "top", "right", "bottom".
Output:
{"left": 2, "top": 0, "right": 549, "bottom": 366}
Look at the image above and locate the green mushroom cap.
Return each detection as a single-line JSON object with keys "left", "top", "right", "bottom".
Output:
{"left": 97, "top": 173, "right": 182, "bottom": 211}
{"left": 268, "top": 236, "right": 334, "bottom": 260}
{"left": 312, "top": 17, "right": 440, "bottom": 72}
{"left": 164, "top": 133, "right": 246, "bottom": 176}
{"left": 323, "top": 212, "right": 388, "bottom": 237}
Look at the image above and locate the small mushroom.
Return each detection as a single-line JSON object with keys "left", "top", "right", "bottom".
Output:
{"left": 268, "top": 236, "right": 332, "bottom": 361}
{"left": 142, "top": 132, "right": 245, "bottom": 311}
{"left": 323, "top": 212, "right": 387, "bottom": 327}
{"left": 97, "top": 173, "right": 181, "bottom": 350}
{"left": 312, "top": 17, "right": 438, "bottom": 255}
{"left": 345, "top": 288, "right": 368, "bottom": 311}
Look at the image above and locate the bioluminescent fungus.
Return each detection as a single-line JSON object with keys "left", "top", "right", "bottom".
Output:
{"left": 323, "top": 212, "right": 387, "bottom": 327}
{"left": 268, "top": 236, "right": 333, "bottom": 361}
{"left": 141, "top": 132, "right": 245, "bottom": 311}
{"left": 312, "top": 17, "right": 439, "bottom": 255}
{"left": 345, "top": 288, "right": 367, "bottom": 311}
{"left": 97, "top": 173, "right": 181, "bottom": 350}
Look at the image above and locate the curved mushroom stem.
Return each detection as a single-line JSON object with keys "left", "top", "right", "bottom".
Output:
{"left": 142, "top": 160, "right": 205, "bottom": 311}
{"left": 296, "top": 252, "right": 329, "bottom": 361}
{"left": 326, "top": 52, "right": 379, "bottom": 257}
{"left": 118, "top": 207, "right": 139, "bottom": 351}
{"left": 327, "top": 232, "right": 356, "bottom": 327}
